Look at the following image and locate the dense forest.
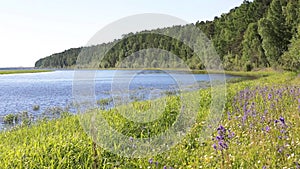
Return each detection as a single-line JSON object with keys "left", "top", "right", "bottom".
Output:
{"left": 35, "top": 0, "right": 300, "bottom": 71}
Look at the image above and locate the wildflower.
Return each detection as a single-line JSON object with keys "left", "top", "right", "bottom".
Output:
{"left": 278, "top": 147, "right": 283, "bottom": 153}
{"left": 265, "top": 126, "right": 270, "bottom": 132}
{"left": 218, "top": 141, "right": 224, "bottom": 148}
{"left": 242, "top": 115, "right": 247, "bottom": 124}
{"left": 213, "top": 143, "right": 217, "bottom": 150}
{"left": 149, "top": 158, "right": 153, "bottom": 165}
{"left": 222, "top": 142, "right": 228, "bottom": 149}
{"left": 163, "top": 166, "right": 167, "bottom": 169}
{"left": 129, "top": 136, "right": 133, "bottom": 142}
{"left": 217, "top": 125, "right": 225, "bottom": 131}
{"left": 268, "top": 94, "right": 272, "bottom": 100}
{"left": 279, "top": 117, "right": 285, "bottom": 125}
{"left": 227, "top": 112, "right": 231, "bottom": 120}
{"left": 228, "top": 131, "right": 235, "bottom": 138}
{"left": 262, "top": 166, "right": 267, "bottom": 169}
{"left": 213, "top": 125, "right": 232, "bottom": 151}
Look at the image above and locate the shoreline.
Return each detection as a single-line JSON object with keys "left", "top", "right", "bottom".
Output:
{"left": 0, "top": 69, "right": 53, "bottom": 75}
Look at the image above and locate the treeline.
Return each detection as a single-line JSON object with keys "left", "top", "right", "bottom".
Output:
{"left": 35, "top": 0, "right": 300, "bottom": 71}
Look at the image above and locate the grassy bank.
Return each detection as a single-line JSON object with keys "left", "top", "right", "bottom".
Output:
{"left": 0, "top": 71, "right": 299, "bottom": 168}
{"left": 0, "top": 69, "right": 52, "bottom": 75}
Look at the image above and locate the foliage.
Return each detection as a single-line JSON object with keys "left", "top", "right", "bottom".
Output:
{"left": 3, "top": 114, "right": 18, "bottom": 125}
{"left": 242, "top": 23, "right": 268, "bottom": 70}
{"left": 258, "top": 0, "right": 291, "bottom": 67}
{"left": 281, "top": 25, "right": 300, "bottom": 71}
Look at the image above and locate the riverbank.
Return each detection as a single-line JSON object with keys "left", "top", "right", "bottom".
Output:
{"left": 0, "top": 69, "right": 53, "bottom": 75}
{"left": 0, "top": 71, "right": 299, "bottom": 168}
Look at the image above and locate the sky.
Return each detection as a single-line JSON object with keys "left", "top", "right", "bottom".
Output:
{"left": 0, "top": 0, "right": 245, "bottom": 68}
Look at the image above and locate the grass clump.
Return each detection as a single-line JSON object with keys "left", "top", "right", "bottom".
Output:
{"left": 3, "top": 114, "right": 18, "bottom": 125}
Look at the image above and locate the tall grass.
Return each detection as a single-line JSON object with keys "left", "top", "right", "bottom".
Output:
{"left": 0, "top": 71, "right": 299, "bottom": 168}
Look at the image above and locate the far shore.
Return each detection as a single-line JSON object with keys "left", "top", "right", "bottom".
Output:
{"left": 38, "top": 67, "right": 276, "bottom": 77}
{"left": 0, "top": 69, "right": 53, "bottom": 75}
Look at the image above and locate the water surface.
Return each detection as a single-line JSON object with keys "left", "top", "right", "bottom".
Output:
{"left": 0, "top": 70, "right": 237, "bottom": 124}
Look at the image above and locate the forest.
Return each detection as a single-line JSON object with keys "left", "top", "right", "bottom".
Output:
{"left": 35, "top": 0, "right": 300, "bottom": 71}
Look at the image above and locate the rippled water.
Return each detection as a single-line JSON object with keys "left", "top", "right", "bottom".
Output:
{"left": 0, "top": 70, "right": 236, "bottom": 119}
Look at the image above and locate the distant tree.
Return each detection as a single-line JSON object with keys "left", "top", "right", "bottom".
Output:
{"left": 281, "top": 25, "right": 300, "bottom": 71}
{"left": 242, "top": 23, "right": 267, "bottom": 69}
{"left": 284, "top": 0, "right": 299, "bottom": 36}
{"left": 258, "top": 0, "right": 290, "bottom": 67}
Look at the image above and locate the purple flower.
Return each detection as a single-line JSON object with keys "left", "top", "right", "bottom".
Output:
{"left": 278, "top": 147, "right": 283, "bottom": 153}
{"left": 242, "top": 115, "right": 247, "bottom": 124}
{"left": 223, "top": 142, "right": 228, "bottom": 149}
{"left": 265, "top": 126, "right": 270, "bottom": 132}
{"left": 213, "top": 143, "right": 217, "bottom": 150}
{"left": 227, "top": 112, "right": 231, "bottom": 120}
{"left": 268, "top": 94, "right": 272, "bottom": 100}
{"left": 129, "top": 136, "right": 133, "bottom": 142}
{"left": 275, "top": 120, "right": 279, "bottom": 123}
{"left": 217, "top": 125, "right": 225, "bottom": 131}
{"left": 218, "top": 141, "right": 223, "bottom": 147}
{"left": 163, "top": 166, "right": 167, "bottom": 169}
{"left": 262, "top": 166, "right": 267, "bottom": 169}
{"left": 228, "top": 132, "right": 235, "bottom": 138}
{"left": 149, "top": 158, "right": 153, "bottom": 165}
{"left": 280, "top": 117, "right": 285, "bottom": 125}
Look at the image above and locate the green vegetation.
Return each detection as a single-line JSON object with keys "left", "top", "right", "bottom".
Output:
{"left": 0, "top": 69, "right": 52, "bottom": 75}
{"left": 5, "top": 0, "right": 300, "bottom": 168}
{"left": 0, "top": 71, "right": 299, "bottom": 168}
{"left": 3, "top": 114, "right": 18, "bottom": 125}
{"left": 35, "top": 0, "right": 300, "bottom": 71}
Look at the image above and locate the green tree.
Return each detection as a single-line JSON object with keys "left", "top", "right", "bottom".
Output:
{"left": 242, "top": 23, "right": 267, "bottom": 69}
{"left": 284, "top": 0, "right": 299, "bottom": 36}
{"left": 258, "top": 0, "right": 290, "bottom": 67}
{"left": 281, "top": 25, "right": 300, "bottom": 71}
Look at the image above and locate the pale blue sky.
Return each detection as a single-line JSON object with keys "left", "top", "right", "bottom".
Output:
{"left": 0, "top": 0, "right": 245, "bottom": 67}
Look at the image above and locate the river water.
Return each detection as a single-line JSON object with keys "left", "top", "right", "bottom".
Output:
{"left": 0, "top": 70, "right": 237, "bottom": 126}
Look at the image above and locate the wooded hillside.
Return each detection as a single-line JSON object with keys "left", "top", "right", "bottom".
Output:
{"left": 35, "top": 0, "right": 300, "bottom": 71}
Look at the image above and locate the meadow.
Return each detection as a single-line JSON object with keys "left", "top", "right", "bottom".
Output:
{"left": 0, "top": 71, "right": 299, "bottom": 168}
